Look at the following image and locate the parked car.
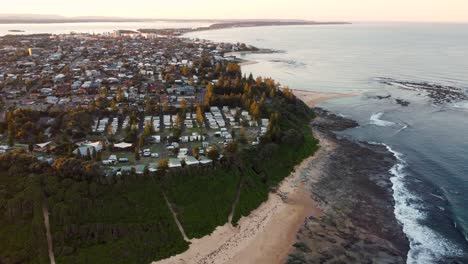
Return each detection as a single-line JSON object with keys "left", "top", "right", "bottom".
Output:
{"left": 119, "top": 157, "right": 129, "bottom": 163}
{"left": 151, "top": 153, "right": 159, "bottom": 158}
{"left": 102, "top": 160, "right": 111, "bottom": 165}
{"left": 166, "top": 145, "right": 175, "bottom": 151}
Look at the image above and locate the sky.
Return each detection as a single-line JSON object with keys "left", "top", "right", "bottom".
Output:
{"left": 2, "top": 0, "right": 468, "bottom": 23}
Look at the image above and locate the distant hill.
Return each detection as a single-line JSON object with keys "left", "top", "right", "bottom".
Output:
{"left": 0, "top": 14, "right": 150, "bottom": 24}
{"left": 0, "top": 14, "right": 347, "bottom": 25}
{"left": 0, "top": 14, "right": 65, "bottom": 19}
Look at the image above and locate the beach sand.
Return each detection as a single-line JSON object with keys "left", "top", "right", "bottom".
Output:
{"left": 238, "top": 60, "right": 259, "bottom": 66}
{"left": 152, "top": 92, "right": 354, "bottom": 264}
{"left": 153, "top": 150, "right": 326, "bottom": 264}
{"left": 293, "top": 89, "right": 359, "bottom": 107}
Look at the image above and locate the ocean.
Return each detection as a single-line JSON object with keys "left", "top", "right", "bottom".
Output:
{"left": 2, "top": 21, "right": 467, "bottom": 263}
{"left": 185, "top": 23, "right": 468, "bottom": 263}
{"left": 0, "top": 21, "right": 211, "bottom": 36}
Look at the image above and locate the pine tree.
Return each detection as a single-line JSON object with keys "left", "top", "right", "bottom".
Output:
{"left": 116, "top": 88, "right": 124, "bottom": 102}
{"left": 143, "top": 121, "right": 153, "bottom": 138}
{"left": 226, "top": 142, "right": 237, "bottom": 154}
{"left": 205, "top": 83, "right": 214, "bottom": 106}
{"left": 86, "top": 148, "right": 92, "bottom": 160}
{"left": 196, "top": 104, "right": 204, "bottom": 127}
{"left": 96, "top": 151, "right": 102, "bottom": 161}
{"left": 175, "top": 113, "right": 182, "bottom": 128}
{"left": 145, "top": 98, "right": 153, "bottom": 113}
{"left": 110, "top": 99, "right": 118, "bottom": 112}
{"left": 67, "top": 144, "right": 73, "bottom": 156}
{"left": 266, "top": 112, "right": 281, "bottom": 142}
{"left": 180, "top": 99, "right": 187, "bottom": 118}
{"left": 76, "top": 149, "right": 82, "bottom": 159}
{"left": 92, "top": 148, "right": 97, "bottom": 161}
{"left": 88, "top": 101, "right": 96, "bottom": 112}
{"left": 138, "top": 136, "right": 145, "bottom": 149}
{"left": 250, "top": 101, "right": 260, "bottom": 121}
{"left": 207, "top": 146, "right": 220, "bottom": 161}
{"left": 135, "top": 147, "right": 140, "bottom": 161}
{"left": 7, "top": 119, "right": 15, "bottom": 146}
{"left": 157, "top": 159, "right": 169, "bottom": 171}
{"left": 238, "top": 128, "right": 247, "bottom": 144}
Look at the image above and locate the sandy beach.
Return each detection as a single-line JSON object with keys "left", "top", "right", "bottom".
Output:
{"left": 153, "top": 140, "right": 329, "bottom": 264}
{"left": 152, "top": 91, "right": 408, "bottom": 264}
{"left": 152, "top": 92, "right": 349, "bottom": 264}
{"left": 238, "top": 60, "right": 259, "bottom": 66}
{"left": 293, "top": 89, "right": 359, "bottom": 107}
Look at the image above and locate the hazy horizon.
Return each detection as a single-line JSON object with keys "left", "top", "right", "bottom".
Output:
{"left": 2, "top": 0, "right": 468, "bottom": 23}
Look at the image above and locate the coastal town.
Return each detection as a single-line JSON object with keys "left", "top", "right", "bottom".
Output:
{"left": 0, "top": 19, "right": 422, "bottom": 264}
{"left": 2, "top": 2, "right": 466, "bottom": 263}
{"left": 0, "top": 27, "right": 320, "bottom": 264}
{"left": 0, "top": 31, "right": 272, "bottom": 176}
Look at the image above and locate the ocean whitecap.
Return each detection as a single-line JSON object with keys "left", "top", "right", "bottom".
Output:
{"left": 453, "top": 101, "right": 468, "bottom": 109}
{"left": 370, "top": 112, "right": 396, "bottom": 127}
{"left": 385, "top": 145, "right": 464, "bottom": 264}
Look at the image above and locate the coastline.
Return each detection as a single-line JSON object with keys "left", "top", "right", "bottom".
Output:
{"left": 293, "top": 89, "right": 359, "bottom": 107}
{"left": 288, "top": 108, "right": 409, "bottom": 263}
{"left": 238, "top": 60, "right": 259, "bottom": 67}
{"left": 151, "top": 92, "right": 348, "bottom": 264}
{"left": 3, "top": 22, "right": 467, "bottom": 264}
{"left": 153, "top": 91, "right": 408, "bottom": 263}
{"left": 153, "top": 142, "right": 325, "bottom": 264}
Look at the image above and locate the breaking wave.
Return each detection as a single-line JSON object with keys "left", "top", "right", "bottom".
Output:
{"left": 453, "top": 101, "right": 468, "bottom": 109}
{"left": 370, "top": 112, "right": 396, "bottom": 127}
{"left": 395, "top": 124, "right": 409, "bottom": 134}
{"left": 384, "top": 144, "right": 464, "bottom": 263}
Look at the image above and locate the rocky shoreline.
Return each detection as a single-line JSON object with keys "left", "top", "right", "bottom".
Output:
{"left": 150, "top": 105, "right": 409, "bottom": 264}
{"left": 287, "top": 108, "right": 409, "bottom": 263}
{"left": 376, "top": 77, "right": 468, "bottom": 105}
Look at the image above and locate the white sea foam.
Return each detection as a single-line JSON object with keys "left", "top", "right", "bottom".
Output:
{"left": 383, "top": 144, "right": 464, "bottom": 264}
{"left": 453, "top": 101, "right": 468, "bottom": 109}
{"left": 395, "top": 124, "right": 409, "bottom": 134}
{"left": 370, "top": 112, "right": 396, "bottom": 127}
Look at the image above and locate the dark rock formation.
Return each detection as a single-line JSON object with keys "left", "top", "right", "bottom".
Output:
{"left": 287, "top": 108, "right": 409, "bottom": 264}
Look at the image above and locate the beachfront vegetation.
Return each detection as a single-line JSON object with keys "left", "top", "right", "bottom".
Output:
{"left": 0, "top": 153, "right": 49, "bottom": 264}
{"left": 48, "top": 178, "right": 189, "bottom": 264}
{"left": 162, "top": 167, "right": 240, "bottom": 238}
{"left": 0, "top": 153, "right": 189, "bottom": 264}
{"left": 232, "top": 94, "right": 319, "bottom": 223}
